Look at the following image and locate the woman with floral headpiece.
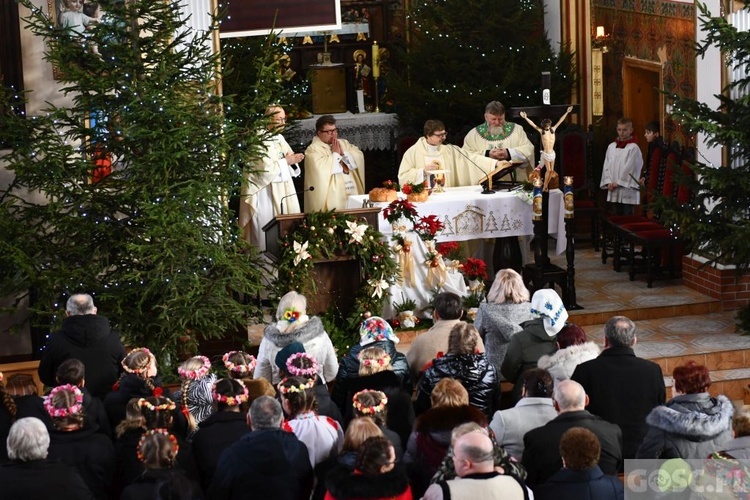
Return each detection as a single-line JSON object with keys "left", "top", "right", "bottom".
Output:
{"left": 278, "top": 375, "right": 344, "bottom": 469}
{"left": 222, "top": 350, "right": 275, "bottom": 409}
{"left": 351, "top": 389, "right": 404, "bottom": 460}
{"left": 174, "top": 355, "right": 216, "bottom": 433}
{"left": 341, "top": 347, "right": 414, "bottom": 446}
{"left": 45, "top": 384, "right": 116, "bottom": 498}
{"left": 104, "top": 347, "right": 173, "bottom": 430}
{"left": 280, "top": 349, "right": 343, "bottom": 428}
{"left": 121, "top": 429, "right": 201, "bottom": 500}
{"left": 255, "top": 291, "right": 339, "bottom": 385}
{"left": 192, "top": 378, "right": 251, "bottom": 490}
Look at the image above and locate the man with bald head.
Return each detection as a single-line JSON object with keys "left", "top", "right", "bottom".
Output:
{"left": 521, "top": 379, "right": 622, "bottom": 488}
{"left": 423, "top": 430, "right": 530, "bottom": 500}
{"left": 572, "top": 315, "right": 665, "bottom": 460}
{"left": 240, "top": 105, "right": 305, "bottom": 252}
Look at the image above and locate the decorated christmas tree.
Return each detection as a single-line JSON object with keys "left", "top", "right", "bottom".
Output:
{"left": 0, "top": 0, "right": 292, "bottom": 368}
{"left": 389, "top": 0, "right": 574, "bottom": 134}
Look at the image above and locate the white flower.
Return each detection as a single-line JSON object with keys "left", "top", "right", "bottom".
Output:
{"left": 369, "top": 275, "right": 390, "bottom": 298}
{"left": 293, "top": 240, "right": 311, "bottom": 266}
{"left": 345, "top": 220, "right": 368, "bottom": 244}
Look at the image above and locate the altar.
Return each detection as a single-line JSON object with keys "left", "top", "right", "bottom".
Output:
{"left": 347, "top": 185, "right": 567, "bottom": 255}
{"left": 284, "top": 111, "right": 399, "bottom": 151}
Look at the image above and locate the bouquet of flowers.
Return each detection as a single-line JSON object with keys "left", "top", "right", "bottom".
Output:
{"left": 461, "top": 257, "right": 487, "bottom": 281}
{"left": 436, "top": 241, "right": 461, "bottom": 261}
{"left": 400, "top": 181, "right": 427, "bottom": 195}
{"left": 383, "top": 199, "right": 418, "bottom": 224}
{"left": 413, "top": 215, "right": 444, "bottom": 241}
{"left": 382, "top": 179, "right": 400, "bottom": 191}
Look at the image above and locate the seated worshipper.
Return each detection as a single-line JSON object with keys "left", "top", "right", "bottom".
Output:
{"left": 334, "top": 416, "right": 383, "bottom": 470}
{"left": 712, "top": 405, "right": 750, "bottom": 460}
{"left": 637, "top": 361, "right": 733, "bottom": 460}
{"left": 501, "top": 288, "right": 567, "bottom": 404}
{"left": 324, "top": 435, "right": 412, "bottom": 500}
{"left": 44, "top": 384, "right": 116, "bottom": 499}
{"left": 537, "top": 323, "right": 600, "bottom": 384}
{"left": 406, "top": 292, "right": 485, "bottom": 381}
{"left": 38, "top": 293, "right": 126, "bottom": 401}
{"left": 222, "top": 350, "right": 275, "bottom": 409}
{"left": 489, "top": 367, "right": 557, "bottom": 461}
{"left": 340, "top": 346, "right": 414, "bottom": 445}
{"left": 278, "top": 376, "right": 344, "bottom": 468}
{"left": 0, "top": 373, "right": 53, "bottom": 464}
{"left": 474, "top": 268, "right": 535, "bottom": 377}
{"left": 415, "top": 323, "right": 500, "bottom": 420}
{"left": 404, "top": 378, "right": 487, "bottom": 498}
{"left": 120, "top": 430, "right": 201, "bottom": 500}
{"left": 430, "top": 421, "right": 526, "bottom": 486}
{"left": 461, "top": 101, "right": 535, "bottom": 182}
{"left": 191, "top": 378, "right": 251, "bottom": 490}
{"left": 333, "top": 315, "right": 411, "bottom": 410}
{"left": 694, "top": 406, "right": 750, "bottom": 496}
{"left": 209, "top": 396, "right": 313, "bottom": 500}
{"left": 104, "top": 347, "right": 172, "bottom": 429}
{"left": 278, "top": 348, "right": 343, "bottom": 426}
{"left": 522, "top": 380, "right": 623, "bottom": 487}
{"left": 0, "top": 417, "right": 94, "bottom": 499}
{"left": 398, "top": 119, "right": 506, "bottom": 188}
{"left": 240, "top": 105, "right": 304, "bottom": 251}
{"left": 116, "top": 396, "right": 198, "bottom": 488}
{"left": 535, "top": 427, "right": 624, "bottom": 500}
{"left": 255, "top": 291, "right": 339, "bottom": 385}
{"left": 174, "top": 355, "right": 216, "bottom": 433}
{"left": 55, "top": 358, "right": 111, "bottom": 439}
{"left": 351, "top": 389, "right": 404, "bottom": 459}
{"left": 423, "top": 429, "right": 532, "bottom": 500}
{"left": 304, "top": 114, "right": 366, "bottom": 212}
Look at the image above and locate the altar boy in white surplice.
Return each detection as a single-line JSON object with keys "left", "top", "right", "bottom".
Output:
{"left": 240, "top": 106, "right": 305, "bottom": 252}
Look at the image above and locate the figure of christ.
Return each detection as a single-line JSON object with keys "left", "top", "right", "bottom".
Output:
{"left": 519, "top": 106, "right": 573, "bottom": 191}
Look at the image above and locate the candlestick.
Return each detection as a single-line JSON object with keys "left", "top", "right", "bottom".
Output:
{"left": 532, "top": 178, "right": 543, "bottom": 221}
{"left": 372, "top": 41, "right": 380, "bottom": 78}
{"left": 564, "top": 176, "right": 574, "bottom": 219}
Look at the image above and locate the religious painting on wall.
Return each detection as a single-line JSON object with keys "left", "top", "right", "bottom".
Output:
{"left": 219, "top": 0, "right": 341, "bottom": 38}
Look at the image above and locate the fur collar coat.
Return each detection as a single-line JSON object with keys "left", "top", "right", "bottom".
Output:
{"left": 537, "top": 341, "right": 601, "bottom": 382}
{"left": 636, "top": 393, "right": 734, "bottom": 460}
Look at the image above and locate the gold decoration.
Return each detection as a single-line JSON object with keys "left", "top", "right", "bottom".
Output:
{"left": 356, "top": 32, "right": 367, "bottom": 41}
{"left": 302, "top": 36, "right": 313, "bottom": 45}
{"left": 329, "top": 34, "right": 340, "bottom": 43}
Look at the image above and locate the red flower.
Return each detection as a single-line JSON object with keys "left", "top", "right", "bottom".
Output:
{"left": 437, "top": 241, "right": 459, "bottom": 257}
{"left": 401, "top": 184, "right": 413, "bottom": 194}
{"left": 382, "top": 199, "right": 418, "bottom": 223}
{"left": 153, "top": 387, "right": 163, "bottom": 398}
{"left": 462, "top": 257, "right": 487, "bottom": 280}
{"left": 414, "top": 215, "right": 445, "bottom": 240}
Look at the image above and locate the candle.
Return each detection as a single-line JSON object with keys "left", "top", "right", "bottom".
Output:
{"left": 596, "top": 26, "right": 605, "bottom": 39}
{"left": 372, "top": 41, "right": 380, "bottom": 78}
{"left": 533, "top": 178, "right": 543, "bottom": 221}
{"left": 564, "top": 176, "right": 574, "bottom": 218}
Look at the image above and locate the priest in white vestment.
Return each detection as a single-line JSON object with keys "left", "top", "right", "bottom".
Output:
{"left": 240, "top": 106, "right": 304, "bottom": 252}
{"left": 462, "top": 101, "right": 535, "bottom": 182}
{"left": 304, "top": 115, "right": 366, "bottom": 212}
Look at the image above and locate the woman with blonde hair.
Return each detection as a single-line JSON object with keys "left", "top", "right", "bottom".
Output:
{"left": 174, "top": 355, "right": 216, "bottom": 432}
{"left": 404, "top": 378, "right": 486, "bottom": 497}
{"left": 255, "top": 291, "right": 339, "bottom": 384}
{"left": 351, "top": 389, "right": 403, "bottom": 458}
{"left": 337, "top": 416, "right": 383, "bottom": 468}
{"left": 474, "top": 268, "right": 535, "bottom": 375}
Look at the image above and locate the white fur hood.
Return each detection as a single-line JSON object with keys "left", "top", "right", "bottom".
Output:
{"left": 537, "top": 341, "right": 601, "bottom": 381}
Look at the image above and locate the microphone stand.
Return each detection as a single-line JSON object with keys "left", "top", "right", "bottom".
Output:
{"left": 445, "top": 143, "right": 495, "bottom": 194}
{"left": 280, "top": 186, "right": 314, "bottom": 215}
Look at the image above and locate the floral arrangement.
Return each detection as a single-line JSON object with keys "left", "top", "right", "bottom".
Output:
{"left": 413, "top": 215, "right": 444, "bottom": 241}
{"left": 352, "top": 390, "right": 389, "bottom": 415}
{"left": 137, "top": 429, "right": 179, "bottom": 463}
{"left": 392, "top": 295, "right": 417, "bottom": 314}
{"left": 177, "top": 355, "right": 211, "bottom": 380}
{"left": 222, "top": 351, "right": 256, "bottom": 374}
{"left": 274, "top": 211, "right": 398, "bottom": 351}
{"left": 121, "top": 347, "right": 153, "bottom": 375}
{"left": 44, "top": 384, "right": 84, "bottom": 418}
{"left": 360, "top": 354, "right": 392, "bottom": 368}
{"left": 212, "top": 380, "right": 249, "bottom": 406}
{"left": 137, "top": 397, "right": 177, "bottom": 412}
{"left": 461, "top": 257, "right": 488, "bottom": 281}
{"left": 437, "top": 241, "right": 461, "bottom": 261}
{"left": 381, "top": 179, "right": 400, "bottom": 191}
{"left": 277, "top": 377, "right": 316, "bottom": 394}
{"left": 383, "top": 199, "right": 418, "bottom": 224}
{"left": 286, "top": 352, "right": 320, "bottom": 378}
{"left": 400, "top": 181, "right": 427, "bottom": 195}
{"left": 283, "top": 308, "right": 301, "bottom": 323}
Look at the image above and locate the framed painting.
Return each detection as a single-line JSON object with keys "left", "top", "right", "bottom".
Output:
{"left": 219, "top": 0, "right": 341, "bottom": 38}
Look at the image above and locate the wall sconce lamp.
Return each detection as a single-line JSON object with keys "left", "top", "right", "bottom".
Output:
{"left": 592, "top": 25, "right": 611, "bottom": 53}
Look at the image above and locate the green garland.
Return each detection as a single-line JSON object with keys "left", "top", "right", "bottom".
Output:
{"left": 273, "top": 210, "right": 399, "bottom": 351}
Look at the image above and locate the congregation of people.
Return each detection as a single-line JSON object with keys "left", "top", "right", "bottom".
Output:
{"left": 1, "top": 275, "right": 745, "bottom": 500}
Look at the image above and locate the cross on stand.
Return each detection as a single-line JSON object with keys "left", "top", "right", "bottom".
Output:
{"left": 507, "top": 72, "right": 582, "bottom": 309}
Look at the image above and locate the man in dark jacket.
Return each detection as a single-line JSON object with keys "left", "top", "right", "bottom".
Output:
{"left": 38, "top": 294, "right": 125, "bottom": 400}
{"left": 571, "top": 315, "right": 666, "bottom": 460}
{"left": 522, "top": 379, "right": 622, "bottom": 487}
{"left": 209, "top": 396, "right": 313, "bottom": 500}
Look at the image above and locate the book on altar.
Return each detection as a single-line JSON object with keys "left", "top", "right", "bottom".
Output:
{"left": 478, "top": 160, "right": 522, "bottom": 189}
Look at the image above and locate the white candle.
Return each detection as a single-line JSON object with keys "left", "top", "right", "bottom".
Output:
{"left": 372, "top": 41, "right": 380, "bottom": 78}
{"left": 596, "top": 26, "right": 605, "bottom": 38}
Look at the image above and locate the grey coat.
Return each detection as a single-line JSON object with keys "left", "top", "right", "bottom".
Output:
{"left": 636, "top": 393, "right": 734, "bottom": 460}
{"left": 474, "top": 302, "right": 535, "bottom": 378}
{"left": 489, "top": 396, "right": 557, "bottom": 460}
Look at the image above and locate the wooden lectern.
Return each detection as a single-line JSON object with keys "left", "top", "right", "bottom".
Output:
{"left": 262, "top": 208, "right": 381, "bottom": 316}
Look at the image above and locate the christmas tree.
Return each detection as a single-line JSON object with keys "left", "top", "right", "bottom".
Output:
{"left": 389, "top": 0, "right": 574, "bottom": 134}
{"left": 660, "top": 3, "right": 750, "bottom": 327}
{"left": 0, "top": 0, "right": 291, "bottom": 368}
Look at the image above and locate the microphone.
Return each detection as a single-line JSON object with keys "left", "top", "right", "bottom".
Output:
{"left": 444, "top": 142, "right": 495, "bottom": 194}
{"left": 281, "top": 186, "right": 314, "bottom": 215}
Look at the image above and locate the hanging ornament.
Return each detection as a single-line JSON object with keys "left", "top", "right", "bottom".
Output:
{"left": 356, "top": 32, "right": 367, "bottom": 41}
{"left": 302, "top": 36, "right": 313, "bottom": 45}
{"left": 329, "top": 34, "right": 340, "bottom": 43}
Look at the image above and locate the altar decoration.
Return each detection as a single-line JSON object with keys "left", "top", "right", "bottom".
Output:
{"left": 401, "top": 181, "right": 429, "bottom": 203}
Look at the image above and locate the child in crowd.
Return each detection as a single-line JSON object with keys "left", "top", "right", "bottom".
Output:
{"left": 600, "top": 117, "right": 644, "bottom": 215}
{"left": 175, "top": 355, "right": 216, "bottom": 432}
{"left": 55, "top": 358, "right": 111, "bottom": 438}
{"left": 223, "top": 350, "right": 275, "bottom": 408}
